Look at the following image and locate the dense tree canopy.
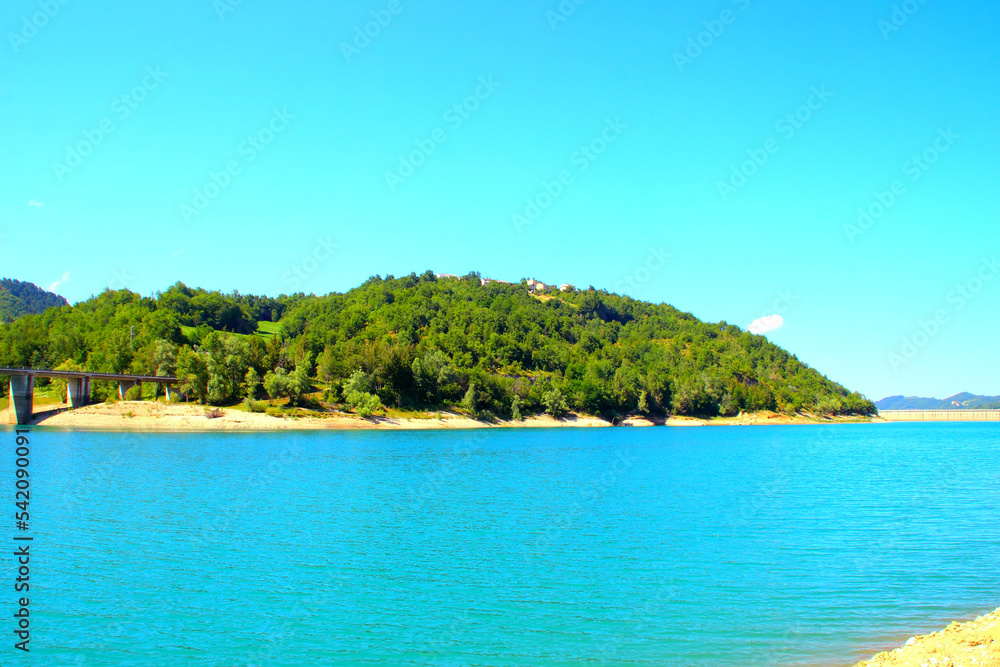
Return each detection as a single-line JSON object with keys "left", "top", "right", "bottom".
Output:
{"left": 0, "top": 272, "right": 876, "bottom": 417}
{"left": 0, "top": 278, "right": 68, "bottom": 323}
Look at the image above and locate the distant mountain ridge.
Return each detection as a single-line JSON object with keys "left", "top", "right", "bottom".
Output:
{"left": 877, "top": 393, "right": 1000, "bottom": 410}
{"left": 0, "top": 278, "right": 68, "bottom": 323}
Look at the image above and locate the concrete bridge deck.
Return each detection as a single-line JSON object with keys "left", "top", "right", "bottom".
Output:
{"left": 1, "top": 367, "right": 177, "bottom": 425}
{"left": 879, "top": 409, "right": 1000, "bottom": 422}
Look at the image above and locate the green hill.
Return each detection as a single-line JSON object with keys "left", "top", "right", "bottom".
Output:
{"left": 0, "top": 278, "right": 68, "bottom": 323}
{"left": 0, "top": 272, "right": 875, "bottom": 418}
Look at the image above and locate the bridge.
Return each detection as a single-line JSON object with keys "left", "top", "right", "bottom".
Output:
{"left": 1, "top": 368, "right": 178, "bottom": 426}
{"left": 879, "top": 409, "right": 1000, "bottom": 422}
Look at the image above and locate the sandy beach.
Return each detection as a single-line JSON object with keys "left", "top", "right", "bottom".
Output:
{"left": 18, "top": 401, "right": 879, "bottom": 431}
{"left": 24, "top": 401, "right": 610, "bottom": 430}
{"left": 854, "top": 607, "right": 1000, "bottom": 667}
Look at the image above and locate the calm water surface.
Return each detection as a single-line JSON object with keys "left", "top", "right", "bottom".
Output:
{"left": 20, "top": 423, "right": 1000, "bottom": 665}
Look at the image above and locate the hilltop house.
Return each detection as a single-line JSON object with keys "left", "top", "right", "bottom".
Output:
{"left": 526, "top": 279, "right": 550, "bottom": 293}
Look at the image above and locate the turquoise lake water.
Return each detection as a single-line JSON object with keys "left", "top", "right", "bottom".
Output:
{"left": 18, "top": 423, "right": 1000, "bottom": 665}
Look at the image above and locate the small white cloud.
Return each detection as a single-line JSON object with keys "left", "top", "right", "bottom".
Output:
{"left": 170, "top": 249, "right": 185, "bottom": 258}
{"left": 28, "top": 200, "right": 44, "bottom": 207}
{"left": 748, "top": 314, "right": 784, "bottom": 335}
{"left": 48, "top": 271, "right": 70, "bottom": 292}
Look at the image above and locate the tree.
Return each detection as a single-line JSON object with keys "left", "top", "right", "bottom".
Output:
{"left": 814, "top": 395, "right": 843, "bottom": 416}
{"left": 263, "top": 368, "right": 289, "bottom": 404}
{"left": 543, "top": 387, "right": 569, "bottom": 418}
{"left": 176, "top": 347, "right": 209, "bottom": 403}
{"left": 202, "top": 333, "right": 252, "bottom": 405}
{"left": 412, "top": 350, "right": 460, "bottom": 403}
{"left": 245, "top": 367, "right": 260, "bottom": 401}
{"left": 344, "top": 369, "right": 373, "bottom": 395}
{"left": 638, "top": 390, "right": 650, "bottom": 415}
{"left": 153, "top": 340, "right": 178, "bottom": 377}
{"left": 317, "top": 346, "right": 338, "bottom": 382}
{"left": 511, "top": 395, "right": 522, "bottom": 421}
{"left": 462, "top": 383, "right": 477, "bottom": 415}
{"left": 344, "top": 370, "right": 380, "bottom": 416}
{"left": 288, "top": 365, "right": 311, "bottom": 405}
{"left": 344, "top": 369, "right": 382, "bottom": 417}
{"left": 718, "top": 392, "right": 738, "bottom": 416}
{"left": 672, "top": 373, "right": 722, "bottom": 416}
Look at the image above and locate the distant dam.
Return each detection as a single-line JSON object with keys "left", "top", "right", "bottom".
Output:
{"left": 879, "top": 410, "right": 1000, "bottom": 422}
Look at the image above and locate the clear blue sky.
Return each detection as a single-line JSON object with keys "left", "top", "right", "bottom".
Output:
{"left": 2, "top": 0, "right": 998, "bottom": 401}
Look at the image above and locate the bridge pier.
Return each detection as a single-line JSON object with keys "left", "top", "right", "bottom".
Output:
{"left": 66, "top": 376, "right": 91, "bottom": 408}
{"left": 118, "top": 379, "right": 142, "bottom": 400}
{"left": 2, "top": 369, "right": 176, "bottom": 416}
{"left": 7, "top": 375, "right": 34, "bottom": 426}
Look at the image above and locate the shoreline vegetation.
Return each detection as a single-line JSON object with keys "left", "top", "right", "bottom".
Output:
{"left": 854, "top": 607, "right": 999, "bottom": 666}
{"left": 20, "top": 401, "right": 880, "bottom": 431}
{"left": 0, "top": 274, "right": 878, "bottom": 424}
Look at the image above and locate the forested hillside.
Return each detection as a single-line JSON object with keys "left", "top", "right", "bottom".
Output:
{"left": 0, "top": 272, "right": 875, "bottom": 418}
{"left": 0, "top": 278, "right": 68, "bottom": 323}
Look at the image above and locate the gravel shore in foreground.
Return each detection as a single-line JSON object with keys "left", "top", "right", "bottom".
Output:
{"left": 854, "top": 608, "right": 999, "bottom": 667}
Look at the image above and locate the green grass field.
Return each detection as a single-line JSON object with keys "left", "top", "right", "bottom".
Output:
{"left": 181, "top": 321, "right": 283, "bottom": 342}
{"left": 255, "top": 321, "right": 283, "bottom": 337}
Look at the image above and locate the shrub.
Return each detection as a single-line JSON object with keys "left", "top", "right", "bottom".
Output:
{"left": 347, "top": 389, "right": 383, "bottom": 418}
